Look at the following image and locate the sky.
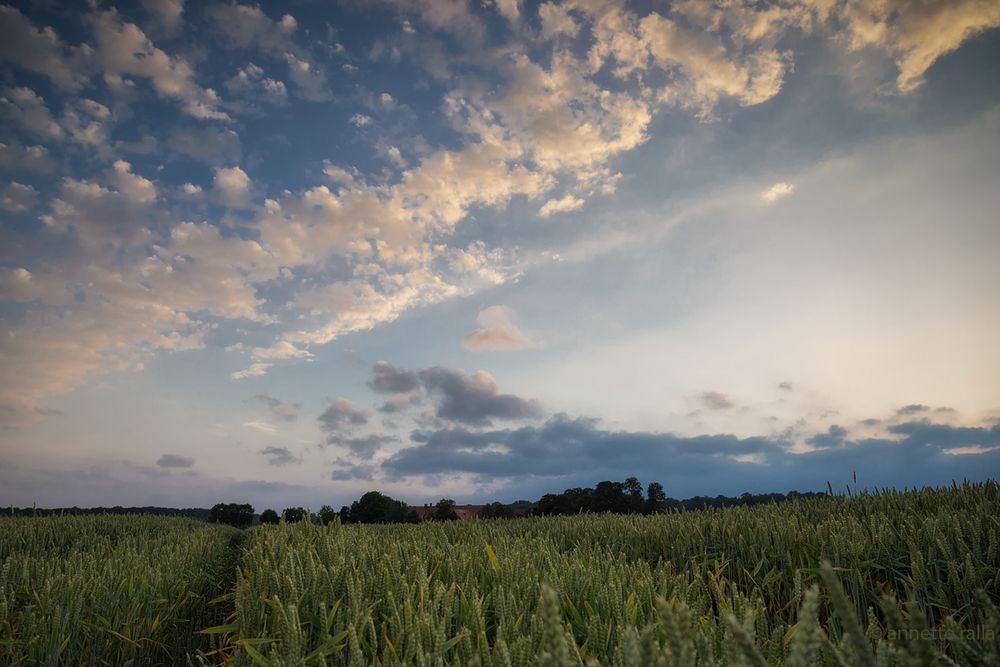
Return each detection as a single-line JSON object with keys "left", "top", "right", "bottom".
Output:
{"left": 1, "top": 0, "right": 999, "bottom": 511}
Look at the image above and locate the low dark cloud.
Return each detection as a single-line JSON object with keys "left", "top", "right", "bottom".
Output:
{"left": 698, "top": 391, "right": 734, "bottom": 411}
{"left": 318, "top": 398, "right": 369, "bottom": 433}
{"left": 260, "top": 446, "right": 301, "bottom": 466}
{"left": 807, "top": 424, "right": 848, "bottom": 448}
{"left": 417, "top": 366, "right": 542, "bottom": 425}
{"left": 778, "top": 382, "right": 793, "bottom": 391}
{"left": 326, "top": 434, "right": 398, "bottom": 459}
{"left": 372, "top": 417, "right": 1000, "bottom": 500}
{"left": 370, "top": 361, "right": 421, "bottom": 394}
{"left": 377, "top": 394, "right": 422, "bottom": 414}
{"left": 249, "top": 393, "right": 299, "bottom": 421}
{"left": 897, "top": 404, "right": 929, "bottom": 416}
{"left": 330, "top": 458, "right": 376, "bottom": 481}
{"left": 156, "top": 454, "right": 195, "bottom": 468}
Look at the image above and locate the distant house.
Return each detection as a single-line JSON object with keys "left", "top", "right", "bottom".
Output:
{"left": 411, "top": 504, "right": 486, "bottom": 520}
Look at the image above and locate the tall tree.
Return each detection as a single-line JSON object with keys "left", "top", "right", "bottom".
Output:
{"left": 624, "top": 476, "right": 644, "bottom": 513}
{"left": 282, "top": 507, "right": 307, "bottom": 523}
{"left": 317, "top": 505, "right": 337, "bottom": 525}
{"left": 343, "top": 491, "right": 417, "bottom": 524}
{"left": 259, "top": 508, "right": 280, "bottom": 524}
{"left": 645, "top": 482, "right": 667, "bottom": 514}
{"left": 209, "top": 503, "right": 254, "bottom": 528}
{"left": 430, "top": 498, "right": 458, "bottom": 521}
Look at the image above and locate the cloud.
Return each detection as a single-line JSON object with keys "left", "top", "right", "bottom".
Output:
{"left": 897, "top": 403, "right": 930, "bottom": 416}
{"left": 0, "top": 142, "right": 54, "bottom": 172}
{"left": 156, "top": 453, "right": 195, "bottom": 468}
{"left": 370, "top": 361, "right": 421, "bottom": 394}
{"left": 418, "top": 367, "right": 543, "bottom": 425}
{"left": 539, "top": 2, "right": 579, "bottom": 40}
{"left": 213, "top": 166, "right": 252, "bottom": 207}
{"left": 206, "top": 4, "right": 330, "bottom": 101}
{"left": 778, "top": 382, "right": 794, "bottom": 391}
{"left": 1, "top": 87, "right": 63, "bottom": 139}
{"left": 806, "top": 424, "right": 849, "bottom": 448}
{"left": 0, "top": 6, "right": 85, "bottom": 90}
{"left": 232, "top": 363, "right": 272, "bottom": 380}
{"left": 381, "top": 417, "right": 1000, "bottom": 497}
{"left": 230, "top": 342, "right": 312, "bottom": 380}
{"left": 284, "top": 54, "right": 333, "bottom": 102}
{"left": 539, "top": 194, "right": 585, "bottom": 218}
{"left": 260, "top": 445, "right": 301, "bottom": 466}
{"left": 462, "top": 305, "right": 534, "bottom": 351}
{"left": 141, "top": 0, "right": 185, "bottom": 36}
{"left": 244, "top": 420, "right": 278, "bottom": 433}
{"left": 89, "top": 9, "right": 228, "bottom": 120}
{"left": 250, "top": 393, "right": 299, "bottom": 422}
{"left": 224, "top": 63, "right": 288, "bottom": 106}
{"left": 250, "top": 341, "right": 312, "bottom": 361}
{"left": 167, "top": 126, "right": 242, "bottom": 167}
{"left": 761, "top": 182, "right": 794, "bottom": 203}
{"left": 1, "top": 182, "right": 38, "bottom": 213}
{"left": 350, "top": 113, "right": 372, "bottom": 127}
{"left": 376, "top": 0, "right": 486, "bottom": 43}
{"left": 832, "top": 0, "right": 1000, "bottom": 92}
{"left": 206, "top": 4, "right": 298, "bottom": 54}
{"left": 698, "top": 391, "right": 735, "bottom": 411}
{"left": 318, "top": 398, "right": 370, "bottom": 434}
{"left": 325, "top": 434, "right": 398, "bottom": 459}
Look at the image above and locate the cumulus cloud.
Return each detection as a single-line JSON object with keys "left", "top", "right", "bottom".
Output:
{"left": 260, "top": 445, "right": 301, "bottom": 466}
{"left": 325, "top": 434, "right": 398, "bottom": 459}
{"left": 318, "top": 398, "right": 370, "bottom": 434}
{"left": 761, "top": 181, "right": 794, "bottom": 203}
{"left": 224, "top": 63, "right": 288, "bottom": 105}
{"left": 1, "top": 87, "right": 63, "bottom": 139}
{"left": 0, "top": 142, "right": 54, "bottom": 172}
{"left": 205, "top": 4, "right": 332, "bottom": 101}
{"left": 370, "top": 361, "right": 421, "bottom": 394}
{"left": 462, "top": 305, "right": 534, "bottom": 351}
{"left": 141, "top": 0, "right": 185, "bottom": 36}
{"left": 213, "top": 166, "right": 252, "bottom": 207}
{"left": 89, "top": 9, "right": 228, "bottom": 120}
{"left": 418, "top": 367, "right": 543, "bottom": 425}
{"left": 0, "top": 6, "right": 85, "bottom": 90}
{"left": 1, "top": 182, "right": 38, "bottom": 212}
{"left": 156, "top": 453, "right": 194, "bottom": 468}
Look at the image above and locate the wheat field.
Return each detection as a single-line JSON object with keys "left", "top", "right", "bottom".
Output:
{"left": 2, "top": 481, "right": 998, "bottom": 665}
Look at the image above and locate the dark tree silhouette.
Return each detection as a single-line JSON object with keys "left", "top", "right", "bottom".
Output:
{"left": 282, "top": 507, "right": 307, "bottom": 523}
{"left": 481, "top": 502, "right": 514, "bottom": 519}
{"left": 645, "top": 482, "right": 667, "bottom": 514}
{"left": 624, "top": 476, "right": 644, "bottom": 513}
{"left": 209, "top": 503, "right": 254, "bottom": 528}
{"left": 341, "top": 491, "right": 417, "bottom": 524}
{"left": 317, "top": 505, "right": 337, "bottom": 525}
{"left": 430, "top": 498, "right": 458, "bottom": 521}
{"left": 259, "top": 508, "right": 280, "bottom": 524}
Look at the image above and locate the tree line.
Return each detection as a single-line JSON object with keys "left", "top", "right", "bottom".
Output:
{"left": 6, "top": 480, "right": 827, "bottom": 527}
